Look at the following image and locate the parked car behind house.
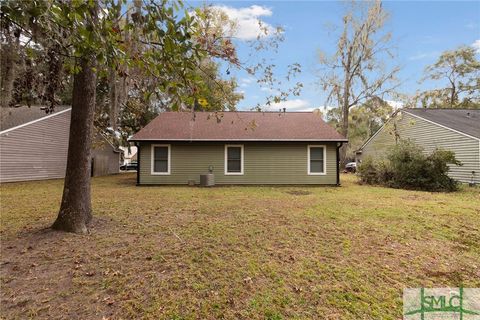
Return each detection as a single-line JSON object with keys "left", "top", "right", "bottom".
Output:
{"left": 120, "top": 162, "right": 138, "bottom": 171}
{"left": 344, "top": 162, "right": 357, "bottom": 173}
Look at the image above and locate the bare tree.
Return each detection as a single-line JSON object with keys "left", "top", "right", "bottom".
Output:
{"left": 317, "top": 0, "right": 399, "bottom": 163}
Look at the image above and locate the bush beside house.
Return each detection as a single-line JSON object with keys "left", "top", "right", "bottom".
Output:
{"left": 358, "top": 140, "right": 461, "bottom": 192}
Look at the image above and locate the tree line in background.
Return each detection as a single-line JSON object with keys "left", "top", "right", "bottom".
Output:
{"left": 0, "top": 1, "right": 301, "bottom": 144}
{"left": 318, "top": 1, "right": 479, "bottom": 163}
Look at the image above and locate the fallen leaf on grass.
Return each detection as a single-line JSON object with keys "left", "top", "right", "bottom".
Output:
{"left": 294, "top": 286, "right": 303, "bottom": 293}
{"left": 102, "top": 297, "right": 115, "bottom": 306}
{"left": 243, "top": 277, "right": 253, "bottom": 284}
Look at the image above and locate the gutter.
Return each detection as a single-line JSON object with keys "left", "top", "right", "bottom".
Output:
{"left": 128, "top": 138, "right": 349, "bottom": 142}
{"left": 336, "top": 142, "right": 344, "bottom": 186}
{"left": 135, "top": 142, "right": 140, "bottom": 186}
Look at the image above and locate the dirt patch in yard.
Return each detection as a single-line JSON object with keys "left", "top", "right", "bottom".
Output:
{"left": 1, "top": 218, "right": 122, "bottom": 319}
{"left": 284, "top": 189, "right": 312, "bottom": 196}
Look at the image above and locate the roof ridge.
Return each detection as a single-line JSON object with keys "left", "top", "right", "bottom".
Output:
{"left": 130, "top": 109, "right": 347, "bottom": 141}
{"left": 0, "top": 108, "right": 72, "bottom": 134}
{"left": 401, "top": 109, "right": 480, "bottom": 140}
{"left": 160, "top": 111, "right": 318, "bottom": 113}
{"left": 403, "top": 108, "right": 480, "bottom": 112}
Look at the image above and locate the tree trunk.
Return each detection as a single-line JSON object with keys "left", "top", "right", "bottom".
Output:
{"left": 1, "top": 40, "right": 18, "bottom": 108}
{"left": 52, "top": 57, "right": 97, "bottom": 233}
{"left": 109, "top": 68, "right": 118, "bottom": 130}
{"left": 339, "top": 106, "right": 349, "bottom": 166}
{"left": 339, "top": 84, "right": 350, "bottom": 166}
{"left": 450, "top": 83, "right": 456, "bottom": 108}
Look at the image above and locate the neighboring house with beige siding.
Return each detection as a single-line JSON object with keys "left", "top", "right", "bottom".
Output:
{"left": 0, "top": 107, "right": 122, "bottom": 183}
{"left": 129, "top": 111, "right": 348, "bottom": 185}
{"left": 357, "top": 109, "right": 480, "bottom": 184}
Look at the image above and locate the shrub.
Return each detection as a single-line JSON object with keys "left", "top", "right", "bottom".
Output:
{"left": 376, "top": 159, "right": 394, "bottom": 185}
{"left": 358, "top": 140, "right": 460, "bottom": 192}
{"left": 357, "top": 156, "right": 379, "bottom": 185}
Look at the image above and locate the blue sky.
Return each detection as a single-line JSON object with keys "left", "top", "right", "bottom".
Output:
{"left": 191, "top": 1, "right": 480, "bottom": 111}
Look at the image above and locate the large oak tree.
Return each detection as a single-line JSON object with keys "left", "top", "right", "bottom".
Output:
{"left": 1, "top": 0, "right": 239, "bottom": 232}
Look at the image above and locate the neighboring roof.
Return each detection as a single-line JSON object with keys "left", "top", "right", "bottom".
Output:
{"left": 1, "top": 107, "right": 122, "bottom": 153}
{"left": 359, "top": 108, "right": 480, "bottom": 151}
{"left": 130, "top": 111, "right": 347, "bottom": 142}
{"left": 0, "top": 106, "right": 71, "bottom": 131}
{"left": 403, "top": 108, "right": 480, "bottom": 139}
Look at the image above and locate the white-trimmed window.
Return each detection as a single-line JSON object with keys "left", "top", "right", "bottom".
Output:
{"left": 225, "top": 144, "right": 244, "bottom": 175}
{"left": 308, "top": 145, "right": 326, "bottom": 175}
{"left": 151, "top": 144, "right": 171, "bottom": 175}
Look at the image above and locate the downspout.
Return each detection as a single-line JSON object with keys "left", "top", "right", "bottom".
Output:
{"left": 336, "top": 142, "right": 343, "bottom": 186}
{"left": 136, "top": 142, "right": 140, "bottom": 186}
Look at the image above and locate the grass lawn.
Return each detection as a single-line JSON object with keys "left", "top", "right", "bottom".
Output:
{"left": 1, "top": 173, "right": 479, "bottom": 319}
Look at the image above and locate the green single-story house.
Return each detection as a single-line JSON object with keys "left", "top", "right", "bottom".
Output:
{"left": 129, "top": 111, "right": 348, "bottom": 185}
{"left": 356, "top": 108, "right": 480, "bottom": 184}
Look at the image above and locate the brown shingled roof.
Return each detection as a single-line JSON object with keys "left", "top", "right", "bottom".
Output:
{"left": 130, "top": 111, "right": 347, "bottom": 141}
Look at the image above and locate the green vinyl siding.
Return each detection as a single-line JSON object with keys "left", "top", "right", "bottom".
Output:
{"left": 360, "top": 112, "right": 480, "bottom": 183}
{"left": 138, "top": 141, "right": 338, "bottom": 185}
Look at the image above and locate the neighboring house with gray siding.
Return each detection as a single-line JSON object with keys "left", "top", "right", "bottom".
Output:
{"left": 357, "top": 109, "right": 480, "bottom": 184}
{"left": 129, "top": 111, "right": 348, "bottom": 185}
{"left": 91, "top": 133, "right": 123, "bottom": 177}
{"left": 0, "top": 107, "right": 122, "bottom": 183}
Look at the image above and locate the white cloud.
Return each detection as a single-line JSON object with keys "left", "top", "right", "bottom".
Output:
{"left": 409, "top": 51, "right": 439, "bottom": 61}
{"left": 472, "top": 39, "right": 480, "bottom": 53}
{"left": 466, "top": 22, "right": 478, "bottom": 30}
{"left": 264, "top": 99, "right": 314, "bottom": 112}
{"left": 260, "top": 87, "right": 280, "bottom": 94}
{"left": 419, "top": 35, "right": 438, "bottom": 45}
{"left": 386, "top": 100, "right": 403, "bottom": 110}
{"left": 240, "top": 77, "right": 255, "bottom": 87}
{"left": 212, "top": 5, "right": 275, "bottom": 41}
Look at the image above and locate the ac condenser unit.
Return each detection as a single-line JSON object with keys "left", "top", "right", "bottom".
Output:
{"left": 199, "top": 173, "right": 215, "bottom": 187}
